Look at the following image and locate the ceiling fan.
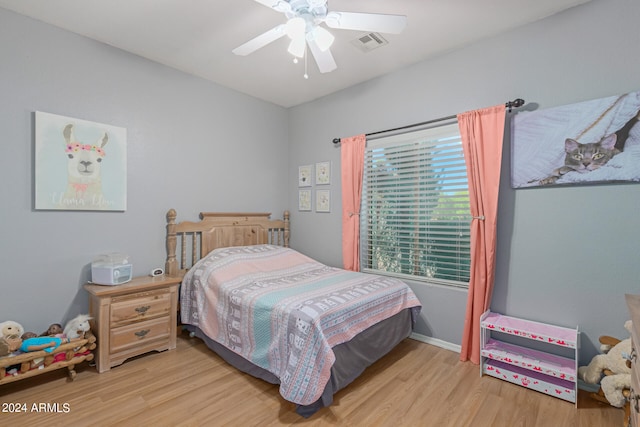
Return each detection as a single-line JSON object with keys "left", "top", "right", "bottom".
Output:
{"left": 232, "top": 0, "right": 407, "bottom": 74}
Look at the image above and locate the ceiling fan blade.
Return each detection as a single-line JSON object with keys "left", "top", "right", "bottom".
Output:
{"left": 252, "top": 0, "right": 278, "bottom": 8}
{"left": 232, "top": 24, "right": 286, "bottom": 56}
{"left": 308, "top": 39, "right": 337, "bottom": 73}
{"left": 325, "top": 11, "right": 407, "bottom": 34}
{"left": 252, "top": 0, "right": 292, "bottom": 13}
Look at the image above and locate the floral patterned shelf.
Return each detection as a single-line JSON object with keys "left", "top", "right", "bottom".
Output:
{"left": 481, "top": 339, "right": 576, "bottom": 382}
{"left": 480, "top": 311, "right": 578, "bottom": 405}
{"left": 483, "top": 359, "right": 576, "bottom": 403}
{"left": 481, "top": 312, "right": 578, "bottom": 348}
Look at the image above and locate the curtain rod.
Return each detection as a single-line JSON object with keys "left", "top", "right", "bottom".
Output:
{"left": 332, "top": 98, "right": 525, "bottom": 144}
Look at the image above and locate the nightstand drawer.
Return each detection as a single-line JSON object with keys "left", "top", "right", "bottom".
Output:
{"left": 110, "top": 289, "right": 172, "bottom": 327}
{"left": 110, "top": 317, "right": 171, "bottom": 354}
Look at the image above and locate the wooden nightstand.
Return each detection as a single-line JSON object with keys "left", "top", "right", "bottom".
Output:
{"left": 84, "top": 275, "right": 181, "bottom": 373}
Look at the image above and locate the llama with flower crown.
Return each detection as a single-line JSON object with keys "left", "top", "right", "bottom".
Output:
{"left": 60, "top": 124, "right": 108, "bottom": 209}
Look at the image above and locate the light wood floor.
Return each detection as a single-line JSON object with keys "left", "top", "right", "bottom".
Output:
{"left": 0, "top": 331, "right": 624, "bottom": 427}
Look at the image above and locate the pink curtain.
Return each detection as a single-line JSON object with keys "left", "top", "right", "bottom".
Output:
{"left": 457, "top": 105, "right": 506, "bottom": 364}
{"left": 340, "top": 134, "right": 366, "bottom": 271}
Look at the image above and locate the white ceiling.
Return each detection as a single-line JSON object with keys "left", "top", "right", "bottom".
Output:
{"left": 0, "top": 0, "right": 592, "bottom": 108}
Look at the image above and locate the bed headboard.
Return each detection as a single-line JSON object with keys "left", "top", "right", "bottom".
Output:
{"left": 165, "top": 209, "right": 290, "bottom": 277}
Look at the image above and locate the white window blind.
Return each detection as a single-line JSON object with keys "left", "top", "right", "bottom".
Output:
{"left": 360, "top": 122, "right": 471, "bottom": 287}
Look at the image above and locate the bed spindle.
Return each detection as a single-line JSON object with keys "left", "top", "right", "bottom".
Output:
{"left": 283, "top": 210, "right": 290, "bottom": 247}
{"left": 166, "top": 209, "right": 178, "bottom": 276}
{"left": 181, "top": 233, "right": 188, "bottom": 271}
{"left": 192, "top": 232, "right": 198, "bottom": 268}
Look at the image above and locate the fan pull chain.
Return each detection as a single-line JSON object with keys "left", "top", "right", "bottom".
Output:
{"left": 291, "top": 44, "right": 309, "bottom": 79}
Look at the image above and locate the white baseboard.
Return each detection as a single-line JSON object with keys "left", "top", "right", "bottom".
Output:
{"left": 409, "top": 332, "right": 461, "bottom": 354}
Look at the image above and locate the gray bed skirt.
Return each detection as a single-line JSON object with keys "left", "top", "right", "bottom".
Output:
{"left": 187, "top": 307, "right": 417, "bottom": 417}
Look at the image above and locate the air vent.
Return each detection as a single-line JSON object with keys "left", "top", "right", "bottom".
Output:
{"left": 350, "top": 32, "right": 388, "bottom": 53}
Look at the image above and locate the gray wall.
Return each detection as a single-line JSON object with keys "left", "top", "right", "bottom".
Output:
{"left": 0, "top": 8, "right": 289, "bottom": 332}
{"left": 288, "top": 0, "right": 640, "bottom": 363}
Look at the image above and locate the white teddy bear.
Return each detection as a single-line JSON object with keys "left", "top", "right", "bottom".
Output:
{"left": 578, "top": 320, "right": 632, "bottom": 408}
{"left": 0, "top": 320, "right": 25, "bottom": 339}
{"left": 63, "top": 314, "right": 92, "bottom": 340}
{"left": 0, "top": 320, "right": 25, "bottom": 356}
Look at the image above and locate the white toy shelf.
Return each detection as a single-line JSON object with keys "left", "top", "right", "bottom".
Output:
{"left": 480, "top": 311, "right": 579, "bottom": 405}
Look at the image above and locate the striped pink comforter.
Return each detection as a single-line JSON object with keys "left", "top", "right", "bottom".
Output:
{"left": 180, "top": 244, "right": 421, "bottom": 405}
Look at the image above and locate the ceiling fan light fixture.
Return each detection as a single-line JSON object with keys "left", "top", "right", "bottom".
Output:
{"left": 312, "top": 26, "right": 334, "bottom": 52}
{"left": 288, "top": 36, "right": 306, "bottom": 58}
{"left": 285, "top": 17, "right": 306, "bottom": 39}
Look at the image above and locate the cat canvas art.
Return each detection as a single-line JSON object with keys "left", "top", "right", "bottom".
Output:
{"left": 511, "top": 90, "right": 640, "bottom": 188}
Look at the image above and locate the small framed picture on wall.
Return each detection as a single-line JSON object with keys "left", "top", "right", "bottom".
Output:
{"left": 316, "top": 189, "right": 330, "bottom": 213}
{"left": 315, "top": 161, "right": 331, "bottom": 185}
{"left": 298, "top": 165, "right": 312, "bottom": 187}
{"left": 298, "top": 189, "right": 311, "bottom": 211}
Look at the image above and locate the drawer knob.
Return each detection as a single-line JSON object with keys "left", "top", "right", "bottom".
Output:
{"left": 134, "top": 329, "right": 150, "bottom": 339}
{"left": 135, "top": 305, "right": 151, "bottom": 314}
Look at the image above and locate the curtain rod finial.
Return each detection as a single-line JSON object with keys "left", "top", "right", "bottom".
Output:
{"left": 506, "top": 98, "right": 525, "bottom": 112}
{"left": 332, "top": 138, "right": 341, "bottom": 144}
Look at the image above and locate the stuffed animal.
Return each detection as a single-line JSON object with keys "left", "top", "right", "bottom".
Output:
{"left": 0, "top": 321, "right": 24, "bottom": 341}
{"left": 64, "top": 314, "right": 92, "bottom": 340}
{"left": 0, "top": 321, "right": 25, "bottom": 356}
{"left": 578, "top": 320, "right": 632, "bottom": 408}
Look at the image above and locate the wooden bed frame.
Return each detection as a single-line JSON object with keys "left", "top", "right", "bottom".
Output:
{"left": 163, "top": 208, "right": 416, "bottom": 417}
{"left": 165, "top": 209, "right": 290, "bottom": 277}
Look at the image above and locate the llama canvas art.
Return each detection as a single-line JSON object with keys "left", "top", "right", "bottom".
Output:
{"left": 35, "top": 112, "right": 126, "bottom": 210}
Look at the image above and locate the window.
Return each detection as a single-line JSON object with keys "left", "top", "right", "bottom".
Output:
{"left": 360, "top": 122, "right": 471, "bottom": 287}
